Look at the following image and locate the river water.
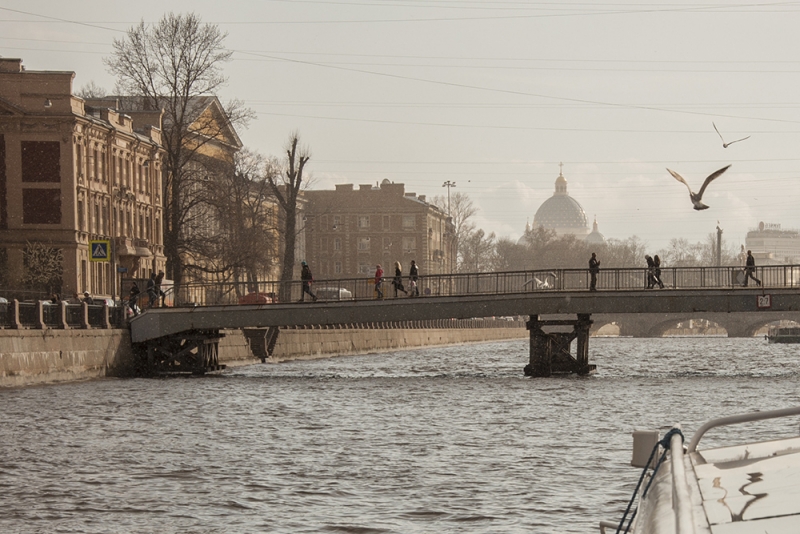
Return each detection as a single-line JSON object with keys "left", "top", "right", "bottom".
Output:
{"left": 2, "top": 337, "right": 800, "bottom": 533}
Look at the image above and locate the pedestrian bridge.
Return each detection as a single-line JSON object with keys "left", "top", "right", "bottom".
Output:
{"left": 128, "top": 265, "right": 800, "bottom": 376}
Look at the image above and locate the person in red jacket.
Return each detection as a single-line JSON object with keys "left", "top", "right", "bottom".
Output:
{"left": 374, "top": 264, "right": 384, "bottom": 299}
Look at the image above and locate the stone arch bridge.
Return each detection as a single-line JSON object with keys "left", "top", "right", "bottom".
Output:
{"left": 591, "top": 311, "right": 800, "bottom": 338}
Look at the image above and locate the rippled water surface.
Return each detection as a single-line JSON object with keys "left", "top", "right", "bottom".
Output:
{"left": 2, "top": 337, "right": 800, "bottom": 533}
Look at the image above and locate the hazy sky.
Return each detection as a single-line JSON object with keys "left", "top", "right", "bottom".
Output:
{"left": 2, "top": 1, "right": 799, "bottom": 252}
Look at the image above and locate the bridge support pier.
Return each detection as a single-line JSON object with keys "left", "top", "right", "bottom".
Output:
{"left": 136, "top": 329, "right": 227, "bottom": 375}
{"left": 524, "top": 314, "right": 596, "bottom": 377}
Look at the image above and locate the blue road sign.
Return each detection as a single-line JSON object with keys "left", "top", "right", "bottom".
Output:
{"left": 89, "top": 240, "right": 110, "bottom": 262}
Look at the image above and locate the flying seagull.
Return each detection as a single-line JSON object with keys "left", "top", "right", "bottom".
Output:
{"left": 666, "top": 165, "right": 731, "bottom": 210}
{"left": 713, "top": 122, "right": 750, "bottom": 148}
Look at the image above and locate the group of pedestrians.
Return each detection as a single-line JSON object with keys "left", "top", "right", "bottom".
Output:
{"left": 587, "top": 249, "right": 762, "bottom": 291}
{"left": 374, "top": 260, "right": 420, "bottom": 299}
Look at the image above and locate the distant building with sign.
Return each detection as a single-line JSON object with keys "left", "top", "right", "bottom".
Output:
{"left": 745, "top": 221, "right": 800, "bottom": 264}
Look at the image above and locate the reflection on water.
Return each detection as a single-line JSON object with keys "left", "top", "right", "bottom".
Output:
{"left": 1, "top": 337, "right": 799, "bottom": 533}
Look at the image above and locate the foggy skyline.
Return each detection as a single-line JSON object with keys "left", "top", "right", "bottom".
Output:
{"left": 2, "top": 1, "right": 798, "bottom": 251}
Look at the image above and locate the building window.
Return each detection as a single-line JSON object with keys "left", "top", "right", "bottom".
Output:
{"left": 383, "top": 215, "right": 390, "bottom": 230}
{"left": 320, "top": 236, "right": 328, "bottom": 252}
{"left": 358, "top": 237, "right": 370, "bottom": 251}
{"left": 358, "top": 215, "right": 370, "bottom": 229}
{"left": 333, "top": 215, "right": 341, "bottom": 227}
{"left": 334, "top": 262, "right": 342, "bottom": 274}
{"left": 402, "top": 215, "right": 415, "bottom": 230}
{"left": 402, "top": 237, "right": 416, "bottom": 253}
{"left": 21, "top": 141, "right": 61, "bottom": 183}
{"left": 359, "top": 263, "right": 371, "bottom": 274}
{"left": 383, "top": 237, "right": 392, "bottom": 250}
{"left": 334, "top": 237, "right": 342, "bottom": 251}
{"left": 22, "top": 189, "right": 61, "bottom": 224}
{"left": 78, "top": 200, "right": 85, "bottom": 231}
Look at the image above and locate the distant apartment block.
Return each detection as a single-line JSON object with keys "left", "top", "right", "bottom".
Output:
{"left": 302, "top": 180, "right": 456, "bottom": 280}
{"left": 745, "top": 221, "right": 800, "bottom": 264}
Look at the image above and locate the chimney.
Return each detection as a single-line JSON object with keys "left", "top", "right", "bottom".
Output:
{"left": 0, "top": 58, "right": 24, "bottom": 73}
{"left": 335, "top": 184, "right": 354, "bottom": 192}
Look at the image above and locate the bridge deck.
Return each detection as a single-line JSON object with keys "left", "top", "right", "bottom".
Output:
{"left": 130, "top": 288, "right": 800, "bottom": 343}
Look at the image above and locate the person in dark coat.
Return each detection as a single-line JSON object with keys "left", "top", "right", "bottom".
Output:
{"left": 154, "top": 270, "right": 166, "bottom": 306}
{"left": 300, "top": 261, "right": 317, "bottom": 302}
{"left": 392, "top": 261, "right": 408, "bottom": 297}
{"left": 588, "top": 253, "right": 600, "bottom": 291}
{"left": 409, "top": 260, "right": 420, "bottom": 297}
{"left": 82, "top": 291, "right": 94, "bottom": 305}
{"left": 128, "top": 282, "right": 140, "bottom": 316}
{"left": 645, "top": 255, "right": 656, "bottom": 289}
{"left": 653, "top": 255, "right": 665, "bottom": 289}
{"left": 744, "top": 250, "right": 761, "bottom": 287}
{"left": 374, "top": 264, "right": 384, "bottom": 299}
{"left": 146, "top": 272, "right": 158, "bottom": 307}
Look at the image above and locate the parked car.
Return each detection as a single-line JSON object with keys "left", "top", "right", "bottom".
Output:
{"left": 238, "top": 292, "right": 277, "bottom": 305}
{"left": 315, "top": 287, "right": 354, "bottom": 301}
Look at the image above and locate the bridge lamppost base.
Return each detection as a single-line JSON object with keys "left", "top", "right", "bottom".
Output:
{"left": 524, "top": 314, "right": 596, "bottom": 377}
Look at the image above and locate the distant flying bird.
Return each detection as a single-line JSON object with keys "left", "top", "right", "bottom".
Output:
{"left": 713, "top": 122, "right": 750, "bottom": 148}
{"left": 666, "top": 165, "right": 731, "bottom": 210}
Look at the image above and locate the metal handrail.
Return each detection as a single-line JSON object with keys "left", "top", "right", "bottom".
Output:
{"left": 687, "top": 405, "right": 800, "bottom": 452}
{"left": 131, "top": 263, "right": 800, "bottom": 307}
{"left": 669, "top": 429, "right": 695, "bottom": 534}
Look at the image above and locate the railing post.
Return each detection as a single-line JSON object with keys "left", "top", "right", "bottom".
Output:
{"left": 35, "top": 300, "right": 45, "bottom": 329}
{"left": 103, "top": 302, "right": 111, "bottom": 329}
{"left": 10, "top": 299, "right": 21, "bottom": 329}
{"left": 81, "top": 301, "right": 91, "bottom": 329}
{"left": 60, "top": 300, "right": 69, "bottom": 329}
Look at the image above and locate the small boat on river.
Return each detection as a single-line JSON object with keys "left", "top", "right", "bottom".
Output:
{"left": 766, "top": 325, "right": 800, "bottom": 343}
{"left": 601, "top": 406, "right": 800, "bottom": 533}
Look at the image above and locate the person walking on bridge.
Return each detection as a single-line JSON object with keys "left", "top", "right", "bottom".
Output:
{"left": 409, "top": 260, "right": 420, "bottom": 297}
{"left": 645, "top": 255, "right": 656, "bottom": 289}
{"left": 392, "top": 261, "right": 409, "bottom": 297}
{"left": 589, "top": 252, "right": 600, "bottom": 291}
{"left": 744, "top": 250, "right": 761, "bottom": 287}
{"left": 374, "top": 264, "right": 384, "bottom": 299}
{"left": 653, "top": 255, "right": 665, "bottom": 289}
{"left": 299, "top": 261, "right": 317, "bottom": 302}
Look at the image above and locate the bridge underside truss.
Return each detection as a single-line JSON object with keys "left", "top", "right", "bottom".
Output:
{"left": 136, "top": 329, "right": 227, "bottom": 375}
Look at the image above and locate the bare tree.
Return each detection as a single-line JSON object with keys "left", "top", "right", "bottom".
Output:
{"left": 267, "top": 133, "right": 310, "bottom": 301}
{"left": 22, "top": 242, "right": 63, "bottom": 295}
{"left": 431, "top": 191, "right": 477, "bottom": 270}
{"left": 76, "top": 81, "right": 106, "bottom": 99}
{"left": 105, "top": 12, "right": 253, "bottom": 295}
{"left": 203, "top": 149, "right": 278, "bottom": 291}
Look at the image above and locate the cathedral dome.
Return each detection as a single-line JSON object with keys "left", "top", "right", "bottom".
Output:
{"left": 532, "top": 168, "right": 589, "bottom": 236}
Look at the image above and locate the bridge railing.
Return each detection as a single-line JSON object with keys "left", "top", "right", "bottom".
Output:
{"left": 146, "top": 264, "right": 800, "bottom": 307}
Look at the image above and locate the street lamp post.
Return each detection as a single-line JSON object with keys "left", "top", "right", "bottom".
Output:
{"left": 442, "top": 180, "right": 456, "bottom": 216}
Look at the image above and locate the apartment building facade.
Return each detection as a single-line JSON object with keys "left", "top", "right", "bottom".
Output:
{"left": 302, "top": 180, "right": 456, "bottom": 281}
{"left": 0, "top": 58, "right": 166, "bottom": 299}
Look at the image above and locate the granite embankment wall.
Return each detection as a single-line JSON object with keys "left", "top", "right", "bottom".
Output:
{"left": 0, "top": 325, "right": 527, "bottom": 388}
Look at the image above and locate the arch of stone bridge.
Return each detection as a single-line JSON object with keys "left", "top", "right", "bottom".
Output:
{"left": 592, "top": 312, "right": 800, "bottom": 338}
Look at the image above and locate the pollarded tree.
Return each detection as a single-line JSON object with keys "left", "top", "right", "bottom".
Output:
{"left": 105, "top": 12, "right": 253, "bottom": 295}
{"left": 266, "top": 133, "right": 310, "bottom": 301}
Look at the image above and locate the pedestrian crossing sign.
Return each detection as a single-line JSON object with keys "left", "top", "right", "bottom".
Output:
{"left": 89, "top": 240, "right": 110, "bottom": 262}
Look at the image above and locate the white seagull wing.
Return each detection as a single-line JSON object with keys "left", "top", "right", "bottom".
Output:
{"left": 667, "top": 168, "right": 695, "bottom": 195}
{"left": 696, "top": 164, "right": 732, "bottom": 198}
{"left": 727, "top": 135, "right": 750, "bottom": 146}
{"left": 713, "top": 122, "right": 726, "bottom": 143}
